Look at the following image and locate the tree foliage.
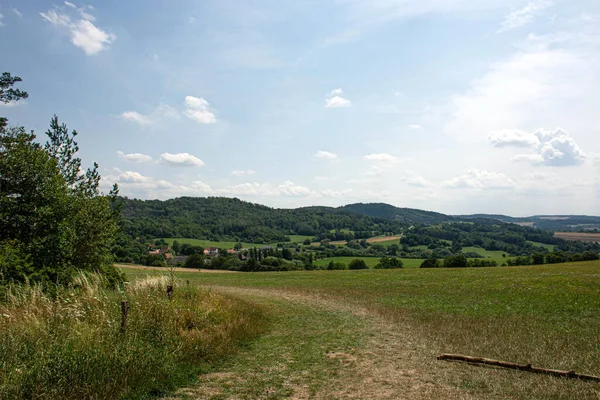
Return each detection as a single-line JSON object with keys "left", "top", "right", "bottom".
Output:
{"left": 0, "top": 75, "right": 120, "bottom": 285}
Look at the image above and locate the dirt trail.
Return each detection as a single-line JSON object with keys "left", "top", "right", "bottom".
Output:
{"left": 116, "top": 264, "right": 238, "bottom": 273}
{"left": 164, "top": 286, "right": 478, "bottom": 400}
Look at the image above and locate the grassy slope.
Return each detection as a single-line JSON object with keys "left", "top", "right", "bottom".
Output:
{"left": 462, "top": 246, "right": 508, "bottom": 264}
{"left": 161, "top": 238, "right": 264, "bottom": 249}
{"left": 527, "top": 240, "right": 556, "bottom": 251}
{"left": 126, "top": 261, "right": 600, "bottom": 399}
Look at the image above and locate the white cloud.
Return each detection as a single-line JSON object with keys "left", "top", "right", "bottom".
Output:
{"left": 443, "top": 169, "right": 516, "bottom": 189}
{"left": 363, "top": 153, "right": 400, "bottom": 163}
{"left": 13, "top": 9, "right": 23, "bottom": 17}
{"left": 325, "top": 95, "right": 352, "bottom": 108}
{"left": 70, "top": 19, "right": 115, "bottom": 55}
{"left": 120, "top": 104, "right": 178, "bottom": 126}
{"left": 159, "top": 152, "right": 205, "bottom": 167}
{"left": 510, "top": 153, "right": 545, "bottom": 163}
{"left": 0, "top": 100, "right": 27, "bottom": 108}
{"left": 231, "top": 169, "right": 256, "bottom": 176}
{"left": 116, "top": 151, "right": 153, "bottom": 163}
{"left": 498, "top": 0, "right": 552, "bottom": 33}
{"left": 314, "top": 150, "right": 338, "bottom": 161}
{"left": 408, "top": 124, "right": 422, "bottom": 129}
{"left": 189, "top": 17, "right": 196, "bottom": 24}
{"left": 118, "top": 171, "right": 153, "bottom": 183}
{"left": 218, "top": 181, "right": 312, "bottom": 197}
{"left": 190, "top": 180, "right": 213, "bottom": 193}
{"left": 40, "top": 8, "right": 116, "bottom": 55}
{"left": 64, "top": 1, "right": 76, "bottom": 8}
{"left": 403, "top": 175, "right": 431, "bottom": 187}
{"left": 360, "top": 165, "right": 388, "bottom": 177}
{"left": 184, "top": 96, "right": 217, "bottom": 124}
{"left": 489, "top": 129, "right": 540, "bottom": 147}
{"left": 120, "top": 111, "right": 152, "bottom": 125}
{"left": 0, "top": 14, "right": 5, "bottom": 27}
{"left": 325, "top": 88, "right": 351, "bottom": 108}
{"left": 492, "top": 128, "right": 587, "bottom": 166}
{"left": 40, "top": 10, "right": 71, "bottom": 26}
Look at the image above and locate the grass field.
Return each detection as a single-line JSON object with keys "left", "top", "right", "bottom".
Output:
{"left": 314, "top": 256, "right": 425, "bottom": 269}
{"left": 462, "top": 246, "right": 508, "bottom": 264}
{"left": 527, "top": 240, "right": 556, "bottom": 251}
{"left": 122, "top": 261, "right": 600, "bottom": 399}
{"left": 287, "top": 235, "right": 314, "bottom": 243}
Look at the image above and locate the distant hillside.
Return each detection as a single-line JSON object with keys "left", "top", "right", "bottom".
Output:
{"left": 339, "top": 203, "right": 452, "bottom": 225}
{"left": 458, "top": 214, "right": 600, "bottom": 231}
{"left": 119, "top": 197, "right": 408, "bottom": 243}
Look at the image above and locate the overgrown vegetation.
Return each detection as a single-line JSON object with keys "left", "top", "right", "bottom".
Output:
{"left": 0, "top": 273, "right": 264, "bottom": 399}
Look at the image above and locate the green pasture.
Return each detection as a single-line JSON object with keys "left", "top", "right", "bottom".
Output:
{"left": 314, "top": 256, "right": 424, "bottom": 269}
{"left": 527, "top": 241, "right": 556, "bottom": 251}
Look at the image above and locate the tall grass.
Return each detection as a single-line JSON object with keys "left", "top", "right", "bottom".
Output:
{"left": 0, "top": 272, "right": 264, "bottom": 400}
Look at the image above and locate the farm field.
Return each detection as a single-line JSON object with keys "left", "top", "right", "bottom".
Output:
{"left": 554, "top": 232, "right": 600, "bottom": 243}
{"left": 287, "top": 235, "right": 314, "bottom": 243}
{"left": 123, "top": 261, "right": 600, "bottom": 399}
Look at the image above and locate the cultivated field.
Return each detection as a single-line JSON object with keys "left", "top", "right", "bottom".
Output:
{"left": 554, "top": 232, "right": 600, "bottom": 243}
{"left": 123, "top": 261, "right": 600, "bottom": 399}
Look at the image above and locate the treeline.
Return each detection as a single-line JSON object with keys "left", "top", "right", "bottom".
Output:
{"left": 506, "top": 251, "right": 599, "bottom": 266}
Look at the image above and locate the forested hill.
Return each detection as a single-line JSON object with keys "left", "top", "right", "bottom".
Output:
{"left": 339, "top": 203, "right": 451, "bottom": 225}
{"left": 120, "top": 197, "right": 409, "bottom": 243}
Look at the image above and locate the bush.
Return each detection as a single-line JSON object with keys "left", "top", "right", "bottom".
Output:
{"left": 327, "top": 261, "right": 348, "bottom": 270}
{"left": 303, "top": 239, "right": 311, "bottom": 246}
{"left": 374, "top": 256, "right": 403, "bottom": 269}
{"left": 420, "top": 258, "right": 441, "bottom": 268}
{"left": 348, "top": 259, "right": 369, "bottom": 270}
{"left": 443, "top": 254, "right": 467, "bottom": 268}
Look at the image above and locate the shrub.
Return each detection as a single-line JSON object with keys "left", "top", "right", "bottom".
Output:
{"left": 184, "top": 253, "right": 205, "bottom": 269}
{"left": 420, "top": 258, "right": 441, "bottom": 268}
{"left": 374, "top": 256, "right": 403, "bottom": 269}
{"left": 348, "top": 259, "right": 369, "bottom": 270}
{"left": 327, "top": 261, "right": 348, "bottom": 270}
{"left": 443, "top": 254, "right": 467, "bottom": 268}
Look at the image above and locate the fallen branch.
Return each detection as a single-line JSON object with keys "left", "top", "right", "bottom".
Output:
{"left": 437, "top": 354, "right": 600, "bottom": 382}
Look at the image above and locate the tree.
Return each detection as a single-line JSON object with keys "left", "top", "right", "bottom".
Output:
{"left": 184, "top": 253, "right": 205, "bottom": 269}
{"left": 233, "top": 241, "right": 243, "bottom": 250}
{"left": 348, "top": 259, "right": 368, "bottom": 270}
{"left": 172, "top": 240, "right": 182, "bottom": 254}
{"left": 0, "top": 72, "right": 29, "bottom": 130}
{"left": 374, "top": 256, "right": 403, "bottom": 269}
{"left": 0, "top": 115, "right": 121, "bottom": 285}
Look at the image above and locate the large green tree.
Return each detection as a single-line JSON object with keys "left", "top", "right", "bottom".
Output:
{"left": 0, "top": 73, "right": 121, "bottom": 285}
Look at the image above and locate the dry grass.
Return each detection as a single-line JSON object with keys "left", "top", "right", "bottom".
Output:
{"left": 0, "top": 272, "right": 265, "bottom": 400}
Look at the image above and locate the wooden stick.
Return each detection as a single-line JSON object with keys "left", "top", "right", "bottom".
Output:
{"left": 437, "top": 354, "right": 600, "bottom": 382}
{"left": 120, "top": 300, "right": 129, "bottom": 334}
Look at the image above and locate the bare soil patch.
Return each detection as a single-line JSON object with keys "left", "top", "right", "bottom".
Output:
{"left": 554, "top": 232, "right": 600, "bottom": 243}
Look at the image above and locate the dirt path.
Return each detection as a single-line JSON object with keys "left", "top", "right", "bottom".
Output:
{"left": 116, "top": 264, "right": 238, "bottom": 273}
{"left": 163, "top": 286, "right": 479, "bottom": 400}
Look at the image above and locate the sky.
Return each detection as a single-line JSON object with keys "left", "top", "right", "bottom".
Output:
{"left": 1, "top": 0, "right": 599, "bottom": 216}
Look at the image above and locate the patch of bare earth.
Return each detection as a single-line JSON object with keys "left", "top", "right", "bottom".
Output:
{"left": 164, "top": 287, "right": 476, "bottom": 399}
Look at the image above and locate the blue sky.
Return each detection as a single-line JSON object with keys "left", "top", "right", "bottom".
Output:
{"left": 1, "top": 0, "right": 599, "bottom": 216}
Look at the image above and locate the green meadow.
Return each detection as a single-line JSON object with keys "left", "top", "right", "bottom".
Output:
{"left": 122, "top": 261, "right": 600, "bottom": 399}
